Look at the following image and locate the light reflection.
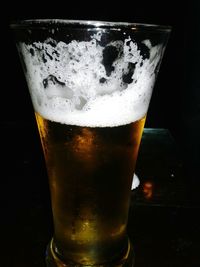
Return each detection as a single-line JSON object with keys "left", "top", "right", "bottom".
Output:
{"left": 72, "top": 128, "right": 99, "bottom": 171}
{"left": 74, "top": 128, "right": 95, "bottom": 154}
{"left": 143, "top": 181, "right": 154, "bottom": 199}
{"left": 111, "top": 224, "right": 126, "bottom": 238}
{"left": 35, "top": 112, "right": 48, "bottom": 158}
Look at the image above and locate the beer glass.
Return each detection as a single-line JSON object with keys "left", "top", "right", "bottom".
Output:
{"left": 11, "top": 20, "right": 171, "bottom": 266}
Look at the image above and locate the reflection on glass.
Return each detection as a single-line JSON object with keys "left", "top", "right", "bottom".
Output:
{"left": 143, "top": 181, "right": 154, "bottom": 199}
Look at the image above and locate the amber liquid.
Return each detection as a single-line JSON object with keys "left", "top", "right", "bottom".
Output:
{"left": 35, "top": 112, "right": 145, "bottom": 265}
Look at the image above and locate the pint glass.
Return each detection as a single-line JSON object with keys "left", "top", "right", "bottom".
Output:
{"left": 11, "top": 20, "right": 171, "bottom": 267}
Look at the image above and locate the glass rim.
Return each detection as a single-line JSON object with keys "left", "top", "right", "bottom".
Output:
{"left": 10, "top": 19, "right": 172, "bottom": 32}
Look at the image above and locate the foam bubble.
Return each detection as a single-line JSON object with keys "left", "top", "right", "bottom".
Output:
{"left": 19, "top": 34, "right": 163, "bottom": 127}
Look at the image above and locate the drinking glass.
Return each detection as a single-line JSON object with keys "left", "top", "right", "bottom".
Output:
{"left": 11, "top": 19, "right": 171, "bottom": 267}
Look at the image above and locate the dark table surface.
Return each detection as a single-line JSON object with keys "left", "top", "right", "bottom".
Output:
{"left": 2, "top": 123, "right": 200, "bottom": 267}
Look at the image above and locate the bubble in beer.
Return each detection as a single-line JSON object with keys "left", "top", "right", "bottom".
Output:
{"left": 19, "top": 32, "right": 163, "bottom": 127}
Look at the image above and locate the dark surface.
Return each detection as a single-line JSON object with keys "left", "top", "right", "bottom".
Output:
{"left": 2, "top": 126, "right": 200, "bottom": 267}
{"left": 130, "top": 129, "right": 200, "bottom": 267}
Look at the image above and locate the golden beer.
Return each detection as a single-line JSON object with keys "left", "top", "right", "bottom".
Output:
{"left": 36, "top": 112, "right": 145, "bottom": 265}
{"left": 11, "top": 19, "right": 170, "bottom": 267}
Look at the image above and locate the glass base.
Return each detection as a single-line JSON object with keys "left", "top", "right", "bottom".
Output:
{"left": 46, "top": 239, "right": 135, "bottom": 267}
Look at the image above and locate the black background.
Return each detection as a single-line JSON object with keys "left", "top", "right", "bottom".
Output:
{"left": 1, "top": 1, "right": 200, "bottom": 266}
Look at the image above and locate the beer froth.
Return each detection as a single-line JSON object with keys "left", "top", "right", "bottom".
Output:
{"left": 19, "top": 34, "right": 163, "bottom": 127}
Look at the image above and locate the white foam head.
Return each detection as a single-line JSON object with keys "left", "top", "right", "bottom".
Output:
{"left": 19, "top": 32, "right": 163, "bottom": 127}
